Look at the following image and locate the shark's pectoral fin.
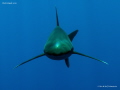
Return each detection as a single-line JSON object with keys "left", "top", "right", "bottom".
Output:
{"left": 14, "top": 53, "right": 45, "bottom": 69}
{"left": 73, "top": 51, "right": 108, "bottom": 65}
{"left": 65, "top": 58, "right": 70, "bottom": 68}
{"left": 68, "top": 30, "right": 78, "bottom": 41}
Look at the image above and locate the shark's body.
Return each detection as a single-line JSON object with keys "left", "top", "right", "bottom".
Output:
{"left": 15, "top": 8, "right": 108, "bottom": 68}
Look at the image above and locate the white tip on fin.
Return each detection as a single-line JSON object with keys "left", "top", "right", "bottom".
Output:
{"left": 73, "top": 51, "right": 108, "bottom": 65}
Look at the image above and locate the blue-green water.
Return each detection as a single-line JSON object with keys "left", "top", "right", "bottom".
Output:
{"left": 0, "top": 0, "right": 120, "bottom": 90}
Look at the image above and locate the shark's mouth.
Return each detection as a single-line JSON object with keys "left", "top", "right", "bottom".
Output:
{"left": 44, "top": 48, "right": 73, "bottom": 60}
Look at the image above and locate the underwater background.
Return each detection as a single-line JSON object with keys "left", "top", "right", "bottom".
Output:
{"left": 0, "top": 0, "right": 120, "bottom": 90}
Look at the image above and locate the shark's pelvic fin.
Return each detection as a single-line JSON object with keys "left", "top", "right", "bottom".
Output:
{"left": 55, "top": 7, "right": 59, "bottom": 26}
{"left": 73, "top": 51, "right": 108, "bottom": 65}
{"left": 14, "top": 53, "right": 45, "bottom": 69}
{"left": 65, "top": 58, "right": 69, "bottom": 68}
{"left": 68, "top": 30, "right": 78, "bottom": 41}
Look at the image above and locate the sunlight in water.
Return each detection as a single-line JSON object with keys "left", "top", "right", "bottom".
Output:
{"left": 55, "top": 42, "right": 60, "bottom": 48}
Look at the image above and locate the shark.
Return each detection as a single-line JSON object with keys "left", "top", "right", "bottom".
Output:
{"left": 14, "top": 8, "right": 108, "bottom": 68}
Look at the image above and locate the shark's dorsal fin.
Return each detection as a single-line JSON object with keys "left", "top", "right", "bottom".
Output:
{"left": 55, "top": 7, "right": 59, "bottom": 26}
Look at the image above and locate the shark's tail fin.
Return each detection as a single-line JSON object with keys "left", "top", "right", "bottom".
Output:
{"left": 55, "top": 7, "right": 59, "bottom": 26}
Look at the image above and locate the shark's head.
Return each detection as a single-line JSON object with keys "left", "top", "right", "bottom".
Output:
{"left": 44, "top": 26, "right": 73, "bottom": 60}
{"left": 43, "top": 8, "right": 74, "bottom": 60}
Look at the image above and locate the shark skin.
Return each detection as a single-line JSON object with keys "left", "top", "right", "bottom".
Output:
{"left": 14, "top": 8, "right": 108, "bottom": 68}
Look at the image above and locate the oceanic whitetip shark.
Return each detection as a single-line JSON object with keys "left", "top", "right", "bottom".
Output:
{"left": 14, "top": 8, "right": 108, "bottom": 68}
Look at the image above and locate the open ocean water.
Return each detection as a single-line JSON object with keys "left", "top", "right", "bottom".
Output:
{"left": 0, "top": 0, "right": 120, "bottom": 90}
